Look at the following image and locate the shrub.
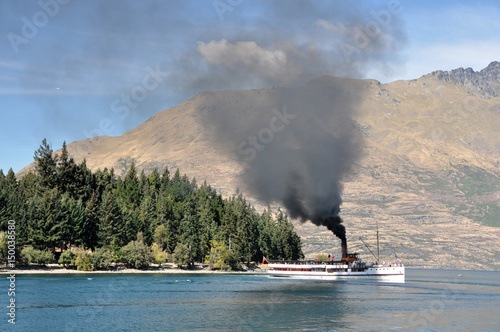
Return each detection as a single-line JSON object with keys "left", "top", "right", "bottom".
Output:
{"left": 153, "top": 225, "right": 168, "bottom": 250}
{"left": 41, "top": 251, "right": 54, "bottom": 264}
{"left": 21, "top": 246, "right": 54, "bottom": 265}
{"left": 74, "top": 249, "right": 94, "bottom": 271}
{"left": 151, "top": 242, "right": 168, "bottom": 265}
{"left": 120, "top": 234, "right": 153, "bottom": 269}
{"left": 58, "top": 250, "right": 76, "bottom": 268}
{"left": 108, "top": 239, "right": 122, "bottom": 262}
{"left": 172, "top": 243, "right": 192, "bottom": 268}
{"left": 205, "top": 240, "right": 238, "bottom": 271}
{"left": 92, "top": 248, "right": 114, "bottom": 270}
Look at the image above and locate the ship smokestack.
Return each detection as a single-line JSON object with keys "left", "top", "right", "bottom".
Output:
{"left": 311, "top": 214, "right": 347, "bottom": 257}
{"left": 341, "top": 238, "right": 347, "bottom": 257}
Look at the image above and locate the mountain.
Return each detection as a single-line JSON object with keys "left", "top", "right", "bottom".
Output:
{"left": 19, "top": 62, "right": 500, "bottom": 270}
{"left": 427, "top": 61, "right": 500, "bottom": 98}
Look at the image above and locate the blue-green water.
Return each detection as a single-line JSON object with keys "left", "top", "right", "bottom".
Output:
{"left": 1, "top": 269, "right": 499, "bottom": 331}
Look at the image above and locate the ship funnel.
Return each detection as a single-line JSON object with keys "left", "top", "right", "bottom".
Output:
{"left": 341, "top": 238, "right": 347, "bottom": 257}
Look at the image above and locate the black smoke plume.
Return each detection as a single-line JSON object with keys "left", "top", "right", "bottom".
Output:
{"left": 200, "top": 76, "right": 365, "bottom": 247}
{"left": 196, "top": 1, "right": 406, "bottom": 246}
{"left": 192, "top": 1, "right": 407, "bottom": 249}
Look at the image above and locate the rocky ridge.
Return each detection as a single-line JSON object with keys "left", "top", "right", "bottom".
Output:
{"left": 427, "top": 61, "right": 500, "bottom": 98}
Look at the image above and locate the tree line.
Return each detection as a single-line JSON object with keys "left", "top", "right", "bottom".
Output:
{"left": 0, "top": 139, "right": 303, "bottom": 269}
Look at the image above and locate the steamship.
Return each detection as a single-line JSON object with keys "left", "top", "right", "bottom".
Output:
{"left": 267, "top": 238, "right": 405, "bottom": 283}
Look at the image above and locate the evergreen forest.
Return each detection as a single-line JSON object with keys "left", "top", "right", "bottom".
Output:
{"left": 0, "top": 139, "right": 303, "bottom": 270}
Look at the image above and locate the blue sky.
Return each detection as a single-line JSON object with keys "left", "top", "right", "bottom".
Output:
{"left": 1, "top": 0, "right": 499, "bottom": 173}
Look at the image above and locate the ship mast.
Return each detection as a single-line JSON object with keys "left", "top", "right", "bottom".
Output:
{"left": 376, "top": 220, "right": 380, "bottom": 263}
{"left": 359, "top": 237, "right": 378, "bottom": 262}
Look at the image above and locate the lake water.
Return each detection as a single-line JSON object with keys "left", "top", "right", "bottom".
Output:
{"left": 2, "top": 269, "right": 499, "bottom": 331}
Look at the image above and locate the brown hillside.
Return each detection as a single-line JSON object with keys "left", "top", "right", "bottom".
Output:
{"left": 19, "top": 64, "right": 500, "bottom": 270}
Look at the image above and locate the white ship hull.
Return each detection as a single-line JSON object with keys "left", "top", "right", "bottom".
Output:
{"left": 268, "top": 263, "right": 405, "bottom": 283}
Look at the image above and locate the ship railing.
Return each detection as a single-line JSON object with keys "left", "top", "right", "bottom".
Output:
{"left": 268, "top": 259, "right": 351, "bottom": 265}
{"left": 381, "top": 261, "right": 404, "bottom": 267}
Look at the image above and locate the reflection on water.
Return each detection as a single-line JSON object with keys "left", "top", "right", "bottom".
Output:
{"left": 228, "top": 279, "right": 351, "bottom": 331}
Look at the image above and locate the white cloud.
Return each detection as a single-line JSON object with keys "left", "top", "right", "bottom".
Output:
{"left": 197, "top": 39, "right": 290, "bottom": 84}
{"left": 315, "top": 19, "right": 346, "bottom": 34}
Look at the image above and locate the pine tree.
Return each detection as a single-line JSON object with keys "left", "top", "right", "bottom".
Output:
{"left": 169, "top": 168, "right": 182, "bottom": 200}
{"left": 0, "top": 169, "right": 20, "bottom": 229}
{"left": 37, "top": 187, "right": 64, "bottom": 251}
{"left": 137, "top": 195, "right": 155, "bottom": 245}
{"left": 139, "top": 169, "right": 148, "bottom": 196}
{"left": 179, "top": 200, "right": 201, "bottom": 262}
{"left": 258, "top": 207, "right": 279, "bottom": 259}
{"left": 18, "top": 171, "right": 40, "bottom": 199}
{"left": 123, "top": 210, "right": 140, "bottom": 246}
{"left": 148, "top": 168, "right": 160, "bottom": 192}
{"left": 156, "top": 195, "right": 179, "bottom": 253}
{"left": 121, "top": 162, "right": 140, "bottom": 210}
{"left": 80, "top": 192, "right": 100, "bottom": 249}
{"left": 22, "top": 193, "right": 41, "bottom": 247}
{"left": 94, "top": 168, "right": 115, "bottom": 200}
{"left": 219, "top": 199, "right": 236, "bottom": 245}
{"left": 274, "top": 209, "right": 303, "bottom": 260}
{"left": 33, "top": 138, "right": 58, "bottom": 189}
{"left": 58, "top": 194, "right": 84, "bottom": 250}
{"left": 0, "top": 174, "right": 7, "bottom": 230}
{"left": 196, "top": 199, "right": 216, "bottom": 261}
{"left": 71, "top": 159, "right": 93, "bottom": 201}
{"left": 57, "top": 141, "right": 77, "bottom": 195}
{"left": 159, "top": 167, "right": 170, "bottom": 193}
{"left": 97, "top": 191, "right": 123, "bottom": 247}
{"left": 232, "top": 195, "right": 259, "bottom": 263}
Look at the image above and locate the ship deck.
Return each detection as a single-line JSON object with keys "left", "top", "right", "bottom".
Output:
{"left": 267, "top": 259, "right": 405, "bottom": 283}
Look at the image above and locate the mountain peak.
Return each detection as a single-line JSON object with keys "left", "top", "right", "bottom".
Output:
{"left": 426, "top": 61, "right": 500, "bottom": 98}
{"left": 480, "top": 60, "right": 500, "bottom": 78}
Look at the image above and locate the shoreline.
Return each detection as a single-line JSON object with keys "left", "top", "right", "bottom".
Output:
{"left": 3, "top": 266, "right": 499, "bottom": 275}
{"left": 0, "top": 264, "right": 269, "bottom": 275}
